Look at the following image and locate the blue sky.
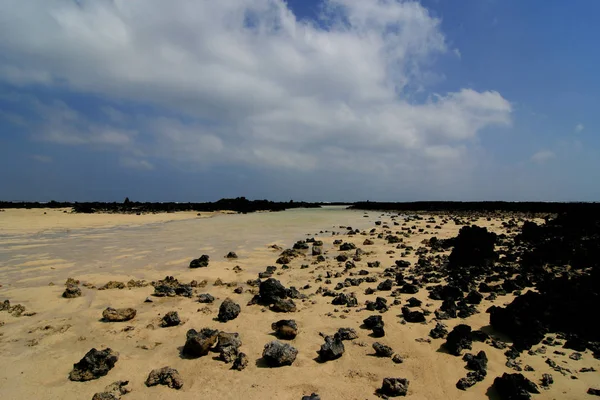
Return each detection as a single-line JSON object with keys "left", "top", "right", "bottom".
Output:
{"left": 0, "top": 0, "right": 598, "bottom": 202}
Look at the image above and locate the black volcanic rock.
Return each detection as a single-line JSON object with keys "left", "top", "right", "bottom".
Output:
{"left": 444, "top": 324, "right": 472, "bottom": 356}
{"left": 190, "top": 255, "right": 209, "bottom": 268}
{"left": 379, "top": 377, "right": 409, "bottom": 397}
{"left": 318, "top": 335, "right": 345, "bottom": 361}
{"left": 262, "top": 340, "right": 298, "bottom": 367}
{"left": 259, "top": 278, "right": 288, "bottom": 304}
{"left": 402, "top": 307, "right": 425, "bottom": 323}
{"left": 69, "top": 348, "right": 119, "bottom": 381}
{"left": 161, "top": 311, "right": 181, "bottom": 327}
{"left": 492, "top": 373, "right": 539, "bottom": 400}
{"left": 373, "top": 342, "right": 394, "bottom": 357}
{"left": 182, "top": 328, "right": 219, "bottom": 357}
{"left": 218, "top": 298, "right": 241, "bottom": 322}
{"left": 145, "top": 366, "right": 183, "bottom": 390}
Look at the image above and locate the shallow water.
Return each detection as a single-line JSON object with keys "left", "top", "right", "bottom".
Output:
{"left": 0, "top": 206, "right": 384, "bottom": 288}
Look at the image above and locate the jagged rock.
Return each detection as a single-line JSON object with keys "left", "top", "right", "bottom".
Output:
{"left": 339, "top": 242, "right": 356, "bottom": 251}
{"left": 332, "top": 293, "right": 358, "bottom": 307}
{"left": 65, "top": 277, "right": 79, "bottom": 286}
{"left": 145, "top": 366, "right": 183, "bottom": 390}
{"left": 161, "top": 311, "right": 181, "bottom": 327}
{"left": 392, "top": 354, "right": 404, "bottom": 364}
{"left": 182, "top": 328, "right": 219, "bottom": 357}
{"left": 99, "top": 281, "right": 125, "bottom": 290}
{"left": 226, "top": 252, "right": 238, "bottom": 259}
{"left": 336, "top": 327, "right": 358, "bottom": 341}
{"left": 377, "top": 279, "right": 394, "bottom": 291}
{"left": 102, "top": 308, "right": 136, "bottom": 322}
{"left": 363, "top": 315, "right": 384, "bottom": 329}
{"left": 465, "top": 290, "right": 483, "bottom": 304}
{"left": 312, "top": 246, "right": 323, "bottom": 256}
{"left": 366, "top": 297, "right": 388, "bottom": 312}
{"left": 92, "top": 380, "right": 131, "bottom": 400}
{"left": 489, "top": 291, "right": 548, "bottom": 350}
{"left": 380, "top": 377, "right": 409, "bottom": 397}
{"left": 471, "top": 330, "right": 489, "bottom": 342}
{"left": 569, "top": 352, "right": 582, "bottom": 360}
{"left": 198, "top": 293, "right": 215, "bottom": 303}
{"left": 373, "top": 342, "right": 394, "bottom": 357}
{"left": 63, "top": 285, "right": 82, "bottom": 298}
{"left": 429, "top": 322, "right": 448, "bottom": 339}
{"left": 372, "top": 325, "right": 385, "bottom": 337}
{"left": 406, "top": 297, "right": 422, "bottom": 307}
{"left": 190, "top": 255, "right": 209, "bottom": 268}
{"left": 230, "top": 352, "right": 248, "bottom": 371}
{"left": 153, "top": 276, "right": 193, "bottom": 297}
{"left": 463, "top": 351, "right": 487, "bottom": 373}
{"left": 259, "top": 278, "right": 288, "bottom": 304}
{"left": 456, "top": 371, "right": 486, "bottom": 390}
{"left": 302, "top": 394, "right": 321, "bottom": 400}
{"left": 219, "top": 345, "right": 239, "bottom": 363}
{"left": 92, "top": 392, "right": 119, "bottom": 400}
{"left": 69, "top": 348, "right": 119, "bottom": 381}
{"left": 541, "top": 373, "right": 553, "bottom": 387}
{"left": 401, "top": 307, "right": 425, "bottom": 323}
{"left": 444, "top": 324, "right": 472, "bottom": 356}
{"left": 363, "top": 315, "right": 385, "bottom": 336}
{"left": 400, "top": 284, "right": 419, "bottom": 294}
{"left": 318, "top": 335, "right": 345, "bottom": 361}
{"left": 216, "top": 331, "right": 241, "bottom": 349}
{"left": 563, "top": 336, "right": 587, "bottom": 352}
{"left": 276, "top": 256, "right": 291, "bottom": 264}
{"left": 262, "top": 340, "right": 298, "bottom": 367}
{"left": 218, "top": 298, "right": 241, "bottom": 322}
{"left": 126, "top": 279, "right": 148, "bottom": 288}
{"left": 270, "top": 298, "right": 296, "bottom": 313}
{"left": 216, "top": 331, "right": 242, "bottom": 363}
{"left": 492, "top": 373, "right": 539, "bottom": 400}
{"left": 272, "top": 320, "right": 298, "bottom": 339}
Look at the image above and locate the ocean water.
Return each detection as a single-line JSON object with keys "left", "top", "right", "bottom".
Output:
{"left": 0, "top": 206, "right": 386, "bottom": 288}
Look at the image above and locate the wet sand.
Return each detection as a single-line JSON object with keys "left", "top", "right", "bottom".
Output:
{"left": 0, "top": 207, "right": 598, "bottom": 399}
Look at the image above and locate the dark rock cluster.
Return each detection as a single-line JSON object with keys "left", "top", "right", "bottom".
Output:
{"left": 69, "top": 348, "right": 119, "bottom": 381}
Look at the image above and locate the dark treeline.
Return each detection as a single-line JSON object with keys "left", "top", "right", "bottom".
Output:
{"left": 0, "top": 198, "right": 321, "bottom": 214}
{"left": 349, "top": 201, "right": 600, "bottom": 214}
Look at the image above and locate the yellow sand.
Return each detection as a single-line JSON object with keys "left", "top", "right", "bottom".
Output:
{"left": 0, "top": 209, "right": 597, "bottom": 400}
{"left": 0, "top": 208, "right": 223, "bottom": 235}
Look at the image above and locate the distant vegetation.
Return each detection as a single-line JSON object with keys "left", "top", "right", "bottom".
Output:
{"left": 0, "top": 198, "right": 321, "bottom": 214}
{"left": 3, "top": 199, "right": 600, "bottom": 215}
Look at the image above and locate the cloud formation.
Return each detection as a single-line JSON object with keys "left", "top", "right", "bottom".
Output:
{"left": 0, "top": 0, "right": 512, "bottom": 179}
{"left": 531, "top": 150, "right": 555, "bottom": 164}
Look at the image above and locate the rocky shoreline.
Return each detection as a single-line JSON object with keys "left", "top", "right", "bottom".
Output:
{"left": 1, "top": 209, "right": 599, "bottom": 399}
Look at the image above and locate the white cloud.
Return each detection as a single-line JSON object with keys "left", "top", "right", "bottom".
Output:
{"left": 0, "top": 0, "right": 512, "bottom": 178}
{"left": 575, "top": 123, "right": 584, "bottom": 132}
{"left": 120, "top": 157, "right": 154, "bottom": 171}
{"left": 531, "top": 150, "right": 555, "bottom": 164}
{"left": 30, "top": 154, "right": 53, "bottom": 163}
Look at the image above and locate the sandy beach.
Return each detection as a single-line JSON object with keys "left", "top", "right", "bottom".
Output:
{"left": 0, "top": 208, "right": 227, "bottom": 235}
{"left": 0, "top": 207, "right": 598, "bottom": 400}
